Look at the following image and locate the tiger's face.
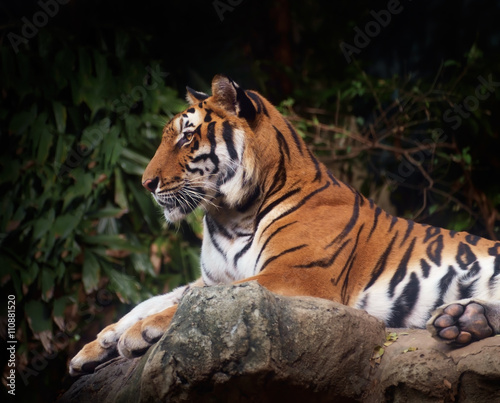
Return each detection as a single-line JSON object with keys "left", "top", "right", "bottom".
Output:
{"left": 142, "top": 76, "right": 258, "bottom": 223}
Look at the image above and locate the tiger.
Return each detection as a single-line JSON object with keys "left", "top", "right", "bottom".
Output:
{"left": 69, "top": 74, "right": 500, "bottom": 376}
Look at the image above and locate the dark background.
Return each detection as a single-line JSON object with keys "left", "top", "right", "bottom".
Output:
{"left": 1, "top": 0, "right": 500, "bottom": 401}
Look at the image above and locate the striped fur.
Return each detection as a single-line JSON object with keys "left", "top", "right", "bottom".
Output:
{"left": 69, "top": 75, "right": 500, "bottom": 376}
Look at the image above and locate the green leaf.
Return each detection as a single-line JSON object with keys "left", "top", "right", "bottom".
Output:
{"left": 9, "top": 105, "right": 37, "bottom": 134}
{"left": 114, "top": 168, "right": 129, "bottom": 210}
{"left": 25, "top": 300, "right": 52, "bottom": 333}
{"left": 81, "top": 234, "right": 145, "bottom": 253}
{"left": 126, "top": 178, "right": 161, "bottom": 231}
{"left": 63, "top": 172, "right": 94, "bottom": 210}
{"left": 20, "top": 263, "right": 40, "bottom": 287}
{"left": 41, "top": 269, "right": 55, "bottom": 301}
{"left": 86, "top": 207, "right": 126, "bottom": 219}
{"left": 37, "top": 128, "right": 53, "bottom": 165}
{"left": 53, "top": 101, "right": 67, "bottom": 134}
{"left": 32, "top": 209, "right": 55, "bottom": 241}
{"left": 53, "top": 296, "right": 68, "bottom": 318}
{"left": 130, "top": 252, "right": 155, "bottom": 276}
{"left": 53, "top": 208, "right": 84, "bottom": 239}
{"left": 0, "top": 257, "right": 23, "bottom": 296}
{"left": 102, "top": 264, "right": 141, "bottom": 303}
{"left": 120, "top": 147, "right": 151, "bottom": 173}
{"left": 82, "top": 249, "right": 100, "bottom": 293}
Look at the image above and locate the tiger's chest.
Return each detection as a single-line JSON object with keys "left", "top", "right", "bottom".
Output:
{"left": 200, "top": 215, "right": 260, "bottom": 285}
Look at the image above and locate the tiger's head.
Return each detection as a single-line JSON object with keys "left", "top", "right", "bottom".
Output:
{"left": 142, "top": 75, "right": 261, "bottom": 223}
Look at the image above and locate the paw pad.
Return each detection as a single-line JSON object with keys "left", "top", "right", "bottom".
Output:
{"left": 433, "top": 302, "right": 492, "bottom": 344}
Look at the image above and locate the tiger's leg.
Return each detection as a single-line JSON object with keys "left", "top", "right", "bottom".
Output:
{"left": 69, "top": 279, "right": 203, "bottom": 376}
{"left": 426, "top": 299, "right": 500, "bottom": 344}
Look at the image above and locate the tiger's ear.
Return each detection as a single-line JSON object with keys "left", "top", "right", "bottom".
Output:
{"left": 186, "top": 87, "right": 209, "bottom": 105}
{"left": 211, "top": 75, "right": 256, "bottom": 122}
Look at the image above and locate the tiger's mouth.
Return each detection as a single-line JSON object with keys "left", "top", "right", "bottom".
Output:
{"left": 154, "top": 186, "right": 205, "bottom": 216}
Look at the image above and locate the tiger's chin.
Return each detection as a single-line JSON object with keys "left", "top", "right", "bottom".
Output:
{"left": 163, "top": 208, "right": 186, "bottom": 223}
{"left": 162, "top": 201, "right": 202, "bottom": 223}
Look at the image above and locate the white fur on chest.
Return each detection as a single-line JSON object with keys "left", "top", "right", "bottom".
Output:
{"left": 200, "top": 217, "right": 260, "bottom": 285}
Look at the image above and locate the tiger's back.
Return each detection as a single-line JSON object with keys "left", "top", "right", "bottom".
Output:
{"left": 69, "top": 75, "right": 500, "bottom": 376}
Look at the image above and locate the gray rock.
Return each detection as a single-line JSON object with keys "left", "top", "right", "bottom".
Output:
{"left": 61, "top": 282, "right": 500, "bottom": 403}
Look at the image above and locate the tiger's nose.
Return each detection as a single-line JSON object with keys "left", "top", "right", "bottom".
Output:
{"left": 142, "top": 177, "right": 159, "bottom": 193}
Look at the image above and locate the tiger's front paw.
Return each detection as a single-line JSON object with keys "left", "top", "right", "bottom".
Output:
{"left": 427, "top": 301, "right": 493, "bottom": 344}
{"left": 69, "top": 338, "right": 118, "bottom": 377}
{"left": 117, "top": 308, "right": 176, "bottom": 358}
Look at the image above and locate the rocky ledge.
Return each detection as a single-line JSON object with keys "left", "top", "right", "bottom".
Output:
{"left": 60, "top": 282, "right": 500, "bottom": 403}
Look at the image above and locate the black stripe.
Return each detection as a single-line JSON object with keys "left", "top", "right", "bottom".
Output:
{"left": 458, "top": 262, "right": 480, "bottom": 299}
{"left": 296, "top": 238, "right": 351, "bottom": 269}
{"left": 185, "top": 164, "right": 204, "bottom": 176}
{"left": 339, "top": 225, "right": 365, "bottom": 304}
{"left": 247, "top": 91, "right": 269, "bottom": 117}
{"left": 204, "top": 109, "right": 213, "bottom": 122}
{"left": 236, "top": 186, "right": 261, "bottom": 213}
{"left": 459, "top": 279, "right": 478, "bottom": 299}
{"left": 426, "top": 234, "right": 444, "bottom": 266}
{"left": 284, "top": 119, "right": 303, "bottom": 155}
{"left": 432, "top": 266, "right": 457, "bottom": 311}
{"left": 420, "top": 259, "right": 431, "bottom": 278}
{"left": 274, "top": 126, "right": 290, "bottom": 159}
{"left": 234, "top": 241, "right": 252, "bottom": 267}
{"left": 202, "top": 262, "right": 218, "bottom": 284}
{"left": 364, "top": 233, "right": 398, "bottom": 291}
{"left": 424, "top": 226, "right": 441, "bottom": 243}
{"left": 387, "top": 272, "right": 420, "bottom": 327}
{"left": 260, "top": 244, "right": 307, "bottom": 272}
{"left": 357, "top": 294, "right": 369, "bottom": 310}
{"left": 389, "top": 216, "right": 398, "bottom": 232}
{"left": 191, "top": 121, "right": 219, "bottom": 174}
{"left": 327, "top": 171, "right": 341, "bottom": 187}
{"left": 367, "top": 206, "right": 382, "bottom": 241}
{"left": 205, "top": 217, "right": 228, "bottom": 261}
{"left": 256, "top": 221, "right": 297, "bottom": 270}
{"left": 205, "top": 215, "right": 233, "bottom": 239}
{"left": 456, "top": 242, "right": 477, "bottom": 270}
{"left": 267, "top": 159, "right": 287, "bottom": 198}
{"left": 389, "top": 237, "right": 416, "bottom": 298}
{"left": 222, "top": 121, "right": 238, "bottom": 161}
{"left": 465, "top": 234, "right": 480, "bottom": 246}
{"left": 255, "top": 188, "right": 301, "bottom": 233}
{"left": 306, "top": 147, "right": 322, "bottom": 182}
{"left": 400, "top": 220, "right": 414, "bottom": 247}
{"left": 489, "top": 255, "right": 500, "bottom": 289}
{"left": 327, "top": 190, "right": 361, "bottom": 248}
{"left": 488, "top": 243, "right": 500, "bottom": 256}
{"left": 261, "top": 182, "right": 331, "bottom": 238}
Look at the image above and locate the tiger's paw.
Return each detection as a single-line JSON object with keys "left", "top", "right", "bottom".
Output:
{"left": 117, "top": 308, "right": 176, "bottom": 358}
{"left": 69, "top": 338, "right": 118, "bottom": 377}
{"left": 427, "top": 301, "right": 493, "bottom": 344}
